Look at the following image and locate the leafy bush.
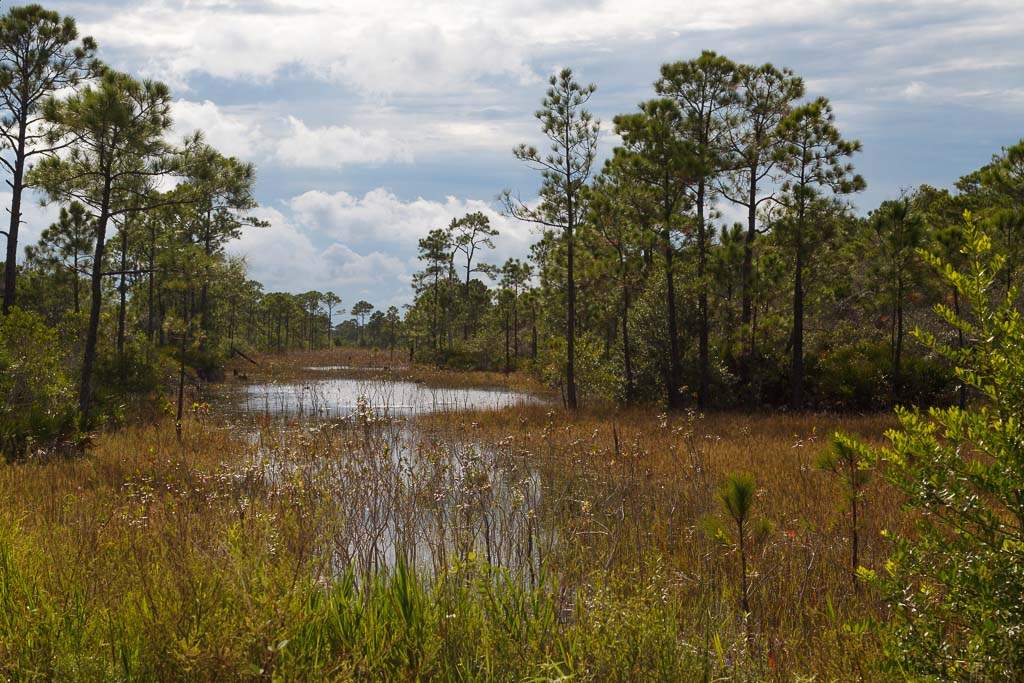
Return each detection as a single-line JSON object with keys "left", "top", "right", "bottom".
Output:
{"left": 861, "top": 213, "right": 1024, "bottom": 679}
{"left": 536, "top": 330, "right": 619, "bottom": 407}
{"left": 810, "top": 341, "right": 953, "bottom": 410}
{"left": 0, "top": 308, "right": 77, "bottom": 459}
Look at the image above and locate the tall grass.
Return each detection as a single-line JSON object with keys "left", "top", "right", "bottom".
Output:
{"left": 0, "top": 356, "right": 903, "bottom": 679}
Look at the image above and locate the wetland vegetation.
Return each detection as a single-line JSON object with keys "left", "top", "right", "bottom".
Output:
{"left": 1, "top": 3, "right": 1023, "bottom": 680}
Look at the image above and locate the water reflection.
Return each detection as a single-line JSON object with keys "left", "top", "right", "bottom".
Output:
{"left": 240, "top": 377, "right": 541, "bottom": 418}
{"left": 217, "top": 373, "right": 549, "bottom": 577}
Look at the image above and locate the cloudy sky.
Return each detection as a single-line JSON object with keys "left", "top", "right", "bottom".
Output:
{"left": 20, "top": 0, "right": 1024, "bottom": 307}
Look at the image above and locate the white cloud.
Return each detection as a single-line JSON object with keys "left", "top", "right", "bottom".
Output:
{"left": 171, "top": 99, "right": 270, "bottom": 159}
{"left": 274, "top": 117, "right": 413, "bottom": 168}
{"left": 901, "top": 81, "right": 928, "bottom": 100}
{"left": 321, "top": 243, "right": 408, "bottom": 287}
{"left": 227, "top": 206, "right": 327, "bottom": 292}
{"left": 289, "top": 187, "right": 531, "bottom": 253}
{"left": 171, "top": 99, "right": 519, "bottom": 170}
{"left": 227, "top": 188, "right": 536, "bottom": 305}
{"left": 79, "top": 1, "right": 540, "bottom": 94}
{"left": 77, "top": 0, "right": 886, "bottom": 95}
{"left": 171, "top": 101, "right": 419, "bottom": 169}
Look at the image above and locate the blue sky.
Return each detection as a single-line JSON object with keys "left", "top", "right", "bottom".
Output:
{"left": 20, "top": 0, "right": 1024, "bottom": 308}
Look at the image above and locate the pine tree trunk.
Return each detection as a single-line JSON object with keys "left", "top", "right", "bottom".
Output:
{"left": 158, "top": 295, "right": 166, "bottom": 345}
{"left": 464, "top": 267, "right": 471, "bottom": 341}
{"left": 147, "top": 222, "right": 156, "bottom": 343}
{"left": 740, "top": 166, "right": 758, "bottom": 394}
{"left": 531, "top": 314, "right": 538, "bottom": 360}
{"left": 697, "top": 180, "right": 710, "bottom": 410}
{"left": 504, "top": 309, "right": 511, "bottom": 374}
{"left": 665, "top": 229, "right": 683, "bottom": 410}
{"left": 117, "top": 226, "right": 129, "bottom": 385}
{"left": 2, "top": 118, "right": 27, "bottom": 315}
{"left": 954, "top": 287, "right": 966, "bottom": 409}
{"left": 73, "top": 248, "right": 81, "bottom": 315}
{"left": 512, "top": 292, "right": 519, "bottom": 362}
{"left": 791, "top": 216, "right": 805, "bottom": 411}
{"left": 621, "top": 254, "right": 635, "bottom": 402}
{"left": 566, "top": 219, "right": 578, "bottom": 410}
{"left": 79, "top": 178, "right": 113, "bottom": 419}
{"left": 894, "top": 277, "right": 904, "bottom": 404}
{"left": 739, "top": 519, "right": 749, "bottom": 614}
{"left": 176, "top": 290, "right": 190, "bottom": 442}
{"left": 199, "top": 211, "right": 212, "bottom": 344}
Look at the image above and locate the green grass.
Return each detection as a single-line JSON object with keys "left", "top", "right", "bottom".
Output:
{"left": 0, "top": 372, "right": 902, "bottom": 680}
{"left": 0, "top": 511, "right": 717, "bottom": 680}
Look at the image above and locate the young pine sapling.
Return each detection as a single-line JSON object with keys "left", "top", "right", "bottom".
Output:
{"left": 719, "top": 472, "right": 761, "bottom": 615}
{"left": 817, "top": 432, "right": 871, "bottom": 592}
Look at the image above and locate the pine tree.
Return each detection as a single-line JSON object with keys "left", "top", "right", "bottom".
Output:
{"left": 0, "top": 5, "right": 96, "bottom": 314}
{"left": 23, "top": 201, "right": 92, "bottom": 314}
{"left": 30, "top": 69, "right": 176, "bottom": 420}
{"left": 585, "top": 172, "right": 644, "bottom": 401}
{"left": 656, "top": 51, "right": 740, "bottom": 409}
{"left": 505, "top": 68, "right": 599, "bottom": 411}
{"left": 612, "top": 98, "right": 694, "bottom": 409}
{"left": 351, "top": 300, "right": 373, "bottom": 346}
{"left": 322, "top": 291, "right": 341, "bottom": 347}
{"left": 869, "top": 196, "right": 926, "bottom": 403}
{"left": 449, "top": 212, "right": 497, "bottom": 340}
{"left": 720, "top": 63, "right": 804, "bottom": 385}
{"left": 774, "top": 97, "right": 864, "bottom": 410}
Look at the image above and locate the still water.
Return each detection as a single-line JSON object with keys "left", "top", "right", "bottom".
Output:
{"left": 239, "top": 377, "right": 542, "bottom": 418}
{"left": 220, "top": 372, "right": 547, "bottom": 575}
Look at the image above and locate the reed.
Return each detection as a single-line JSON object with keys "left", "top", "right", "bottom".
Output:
{"left": 0, "top": 363, "right": 902, "bottom": 679}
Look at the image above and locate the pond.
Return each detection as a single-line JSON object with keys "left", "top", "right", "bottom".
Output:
{"left": 238, "top": 376, "right": 543, "bottom": 418}
{"left": 200, "top": 365, "right": 555, "bottom": 575}
{"left": 212, "top": 370, "right": 549, "bottom": 576}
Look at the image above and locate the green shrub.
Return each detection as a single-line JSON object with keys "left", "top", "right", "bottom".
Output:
{"left": 0, "top": 309, "right": 77, "bottom": 459}
{"left": 861, "top": 213, "right": 1024, "bottom": 679}
{"left": 810, "top": 340, "right": 954, "bottom": 410}
{"left": 537, "top": 330, "right": 619, "bottom": 407}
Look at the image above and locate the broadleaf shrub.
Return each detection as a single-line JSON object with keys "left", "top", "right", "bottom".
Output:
{"left": 863, "top": 212, "right": 1024, "bottom": 679}
{"left": 0, "top": 308, "right": 77, "bottom": 460}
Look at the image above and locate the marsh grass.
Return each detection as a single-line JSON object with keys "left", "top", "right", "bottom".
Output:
{"left": 0, "top": 353, "right": 902, "bottom": 679}
{"left": 417, "top": 406, "right": 900, "bottom": 676}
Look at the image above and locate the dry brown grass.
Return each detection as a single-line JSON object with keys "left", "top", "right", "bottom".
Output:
{"left": 0, "top": 355, "right": 907, "bottom": 678}
{"left": 417, "top": 405, "right": 902, "bottom": 676}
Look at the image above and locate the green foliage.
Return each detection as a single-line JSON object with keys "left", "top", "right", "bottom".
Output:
{"left": 819, "top": 432, "right": 872, "bottom": 590}
{"left": 811, "top": 341, "right": 953, "bottom": 410}
{"left": 720, "top": 472, "right": 756, "bottom": 527}
{"left": 863, "top": 212, "right": 1024, "bottom": 679}
{"left": 818, "top": 432, "right": 871, "bottom": 490}
{"left": 535, "top": 329, "right": 618, "bottom": 405}
{"left": 719, "top": 471, "right": 758, "bottom": 615}
{"left": 0, "top": 515, "right": 711, "bottom": 680}
{"left": 0, "top": 309, "right": 77, "bottom": 459}
{"left": 0, "top": 3, "right": 98, "bottom": 314}
{"left": 506, "top": 67, "right": 600, "bottom": 410}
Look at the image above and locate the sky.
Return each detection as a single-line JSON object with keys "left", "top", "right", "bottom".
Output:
{"left": 15, "top": 0, "right": 1024, "bottom": 308}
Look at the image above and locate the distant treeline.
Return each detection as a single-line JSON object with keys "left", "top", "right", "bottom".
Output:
{"left": 403, "top": 55, "right": 1023, "bottom": 412}
{"left": 3, "top": 5, "right": 1024, "bottom": 459}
